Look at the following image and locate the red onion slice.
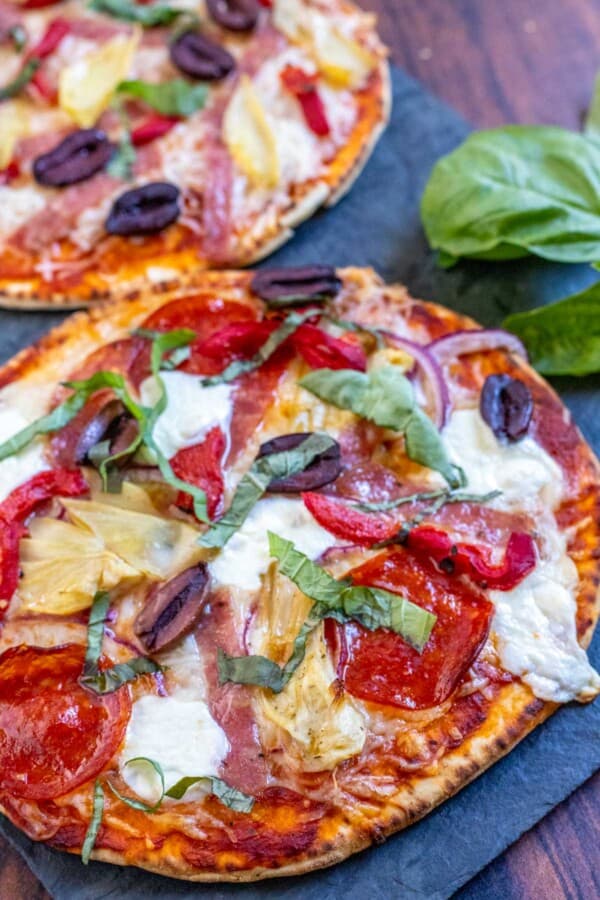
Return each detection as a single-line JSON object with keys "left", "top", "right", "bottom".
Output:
{"left": 428, "top": 328, "right": 528, "bottom": 367}
{"left": 382, "top": 331, "right": 451, "bottom": 429}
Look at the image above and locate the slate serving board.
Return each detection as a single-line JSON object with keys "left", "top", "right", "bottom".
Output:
{"left": 1, "top": 66, "right": 599, "bottom": 900}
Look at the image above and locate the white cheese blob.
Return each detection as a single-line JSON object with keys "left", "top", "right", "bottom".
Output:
{"left": 0, "top": 385, "right": 51, "bottom": 502}
{"left": 0, "top": 186, "right": 47, "bottom": 239}
{"left": 210, "top": 496, "right": 334, "bottom": 591}
{"left": 491, "top": 543, "right": 600, "bottom": 703}
{"left": 140, "top": 371, "right": 233, "bottom": 460}
{"left": 443, "top": 407, "right": 562, "bottom": 510}
{"left": 119, "top": 636, "right": 229, "bottom": 804}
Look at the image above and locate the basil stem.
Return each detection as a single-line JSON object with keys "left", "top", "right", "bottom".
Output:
{"left": 300, "top": 365, "right": 465, "bottom": 488}
{"left": 199, "top": 433, "right": 337, "bottom": 549}
{"left": 81, "top": 781, "right": 104, "bottom": 865}
{"left": 218, "top": 533, "right": 436, "bottom": 692}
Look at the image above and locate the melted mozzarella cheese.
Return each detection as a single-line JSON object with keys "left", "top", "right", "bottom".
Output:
{"left": 491, "top": 542, "right": 600, "bottom": 703}
{"left": 210, "top": 496, "right": 334, "bottom": 591}
{"left": 119, "top": 636, "right": 229, "bottom": 803}
{"left": 443, "top": 407, "right": 562, "bottom": 510}
{"left": 140, "top": 371, "right": 233, "bottom": 460}
{"left": 0, "top": 186, "right": 47, "bottom": 239}
{"left": 0, "top": 384, "right": 51, "bottom": 502}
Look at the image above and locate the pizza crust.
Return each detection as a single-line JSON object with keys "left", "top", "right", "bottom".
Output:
{"left": 0, "top": 268, "right": 598, "bottom": 881}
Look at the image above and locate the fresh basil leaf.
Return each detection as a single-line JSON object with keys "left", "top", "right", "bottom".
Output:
{"left": 201, "top": 310, "right": 315, "bottom": 387}
{"left": 354, "top": 488, "right": 501, "bottom": 513}
{"left": 107, "top": 130, "right": 136, "bottom": 181}
{"left": 118, "top": 79, "right": 208, "bottom": 117}
{"left": 421, "top": 125, "right": 600, "bottom": 265}
{"left": 265, "top": 294, "right": 330, "bottom": 310}
{"left": 89, "top": 0, "right": 181, "bottom": 26}
{"left": 166, "top": 775, "right": 254, "bottom": 813}
{"left": 219, "top": 534, "right": 436, "bottom": 692}
{"left": 199, "top": 432, "right": 337, "bottom": 549}
{"left": 107, "top": 757, "right": 165, "bottom": 812}
{"left": 327, "top": 316, "right": 385, "bottom": 349}
{"left": 8, "top": 25, "right": 27, "bottom": 53}
{"left": 0, "top": 58, "right": 39, "bottom": 100}
{"left": 300, "top": 365, "right": 460, "bottom": 487}
{"left": 503, "top": 280, "right": 600, "bottom": 376}
{"left": 83, "top": 591, "right": 111, "bottom": 676}
{"left": 82, "top": 781, "right": 104, "bottom": 866}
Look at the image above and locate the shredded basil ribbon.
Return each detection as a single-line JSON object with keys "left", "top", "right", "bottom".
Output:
{"left": 218, "top": 532, "right": 437, "bottom": 693}
{"left": 200, "top": 432, "right": 337, "bottom": 549}
{"left": 117, "top": 79, "right": 208, "bottom": 117}
{"left": 80, "top": 591, "right": 161, "bottom": 695}
{"left": 81, "top": 780, "right": 105, "bottom": 865}
{"left": 0, "top": 328, "right": 211, "bottom": 522}
{"left": 8, "top": 25, "right": 27, "bottom": 53}
{"left": 89, "top": 0, "right": 185, "bottom": 26}
{"left": 200, "top": 309, "right": 315, "bottom": 387}
{"left": 300, "top": 365, "right": 465, "bottom": 489}
{"left": 0, "top": 58, "right": 40, "bottom": 101}
{"left": 108, "top": 757, "right": 254, "bottom": 813}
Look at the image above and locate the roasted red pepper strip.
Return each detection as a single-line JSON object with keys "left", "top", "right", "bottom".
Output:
{"left": 26, "top": 17, "right": 70, "bottom": 61}
{"left": 280, "top": 65, "right": 330, "bottom": 137}
{"left": 408, "top": 525, "right": 537, "bottom": 590}
{"left": 0, "top": 469, "right": 88, "bottom": 609}
{"left": 131, "top": 115, "right": 180, "bottom": 147}
{"left": 171, "top": 426, "right": 226, "bottom": 520}
{"left": 197, "top": 320, "right": 278, "bottom": 362}
{"left": 302, "top": 491, "right": 399, "bottom": 545}
{"left": 21, "top": 0, "right": 64, "bottom": 8}
{"left": 0, "top": 161, "right": 20, "bottom": 185}
{"left": 293, "top": 323, "right": 367, "bottom": 371}
{"left": 29, "top": 68, "right": 56, "bottom": 102}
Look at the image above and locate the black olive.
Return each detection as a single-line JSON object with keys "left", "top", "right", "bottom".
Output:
{"left": 134, "top": 564, "right": 210, "bottom": 653}
{"left": 105, "top": 182, "right": 180, "bottom": 236}
{"left": 258, "top": 432, "right": 342, "bottom": 492}
{"left": 250, "top": 266, "right": 342, "bottom": 307}
{"left": 170, "top": 30, "right": 235, "bottom": 80}
{"left": 206, "top": 0, "right": 258, "bottom": 31}
{"left": 480, "top": 374, "right": 533, "bottom": 443}
{"left": 33, "top": 129, "right": 114, "bottom": 187}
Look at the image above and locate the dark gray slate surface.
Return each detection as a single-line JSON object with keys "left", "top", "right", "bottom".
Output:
{"left": 1, "top": 66, "right": 599, "bottom": 900}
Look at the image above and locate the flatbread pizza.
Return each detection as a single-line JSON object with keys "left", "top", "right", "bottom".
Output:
{"left": 0, "top": 267, "right": 598, "bottom": 881}
{"left": 0, "top": 0, "right": 389, "bottom": 308}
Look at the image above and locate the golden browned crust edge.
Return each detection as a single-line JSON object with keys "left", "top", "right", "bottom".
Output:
{"left": 0, "top": 267, "right": 598, "bottom": 883}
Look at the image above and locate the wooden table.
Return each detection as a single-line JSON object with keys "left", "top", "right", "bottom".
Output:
{"left": 2, "top": 1, "right": 600, "bottom": 897}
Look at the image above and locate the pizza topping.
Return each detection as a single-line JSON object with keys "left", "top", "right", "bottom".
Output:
{"left": 169, "top": 30, "right": 236, "bottom": 81}
{"left": 117, "top": 77, "right": 208, "bottom": 116}
{"left": 201, "top": 432, "right": 338, "bottom": 549}
{"left": 58, "top": 29, "right": 141, "bottom": 128}
{"left": 258, "top": 431, "right": 341, "bottom": 492}
{"left": 89, "top": 0, "right": 183, "bottom": 28}
{"left": 134, "top": 563, "right": 210, "bottom": 653}
{"left": 32, "top": 128, "right": 114, "bottom": 187}
{"left": 428, "top": 327, "right": 528, "bottom": 366}
{"left": 105, "top": 181, "right": 180, "bottom": 235}
{"left": 0, "top": 17, "right": 70, "bottom": 100}
{"left": 480, "top": 374, "right": 534, "bottom": 444}
{"left": 337, "top": 547, "right": 493, "bottom": 709}
{"left": 250, "top": 264, "right": 341, "bottom": 306}
{"left": 293, "top": 323, "right": 367, "bottom": 371}
{"left": 223, "top": 74, "right": 279, "bottom": 188}
{"left": 219, "top": 533, "right": 436, "bottom": 692}
{"left": 130, "top": 113, "right": 178, "bottom": 146}
{"left": 0, "top": 643, "right": 132, "bottom": 801}
{"left": 206, "top": 0, "right": 259, "bottom": 32}
{"left": 171, "top": 426, "right": 226, "bottom": 519}
{"left": 280, "top": 64, "right": 330, "bottom": 137}
{"left": 300, "top": 364, "right": 465, "bottom": 488}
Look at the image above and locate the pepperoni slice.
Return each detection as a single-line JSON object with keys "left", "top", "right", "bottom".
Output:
{"left": 335, "top": 547, "right": 493, "bottom": 710}
{"left": 171, "top": 426, "right": 226, "bottom": 519}
{"left": 0, "top": 644, "right": 131, "bottom": 801}
{"left": 66, "top": 336, "right": 150, "bottom": 391}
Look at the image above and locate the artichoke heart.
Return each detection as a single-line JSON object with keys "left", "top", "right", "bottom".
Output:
{"left": 260, "top": 627, "right": 366, "bottom": 771}
{"left": 59, "top": 28, "right": 140, "bottom": 127}
{"left": 223, "top": 75, "right": 279, "bottom": 188}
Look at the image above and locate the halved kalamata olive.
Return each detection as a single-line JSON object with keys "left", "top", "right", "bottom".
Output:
{"left": 134, "top": 564, "right": 210, "bottom": 653}
{"left": 105, "top": 182, "right": 180, "bottom": 236}
{"left": 170, "top": 30, "right": 235, "bottom": 80}
{"left": 480, "top": 374, "right": 533, "bottom": 443}
{"left": 33, "top": 129, "right": 114, "bottom": 187}
{"left": 250, "top": 266, "right": 343, "bottom": 307}
{"left": 51, "top": 393, "right": 137, "bottom": 468}
{"left": 206, "top": 0, "right": 258, "bottom": 31}
{"left": 258, "top": 432, "right": 342, "bottom": 492}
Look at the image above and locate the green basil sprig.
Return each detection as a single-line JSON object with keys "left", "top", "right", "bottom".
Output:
{"left": 218, "top": 532, "right": 436, "bottom": 692}
{"left": 89, "top": 0, "right": 183, "bottom": 26}
{"left": 421, "top": 125, "right": 600, "bottom": 266}
{"left": 201, "top": 310, "right": 315, "bottom": 387}
{"left": 80, "top": 591, "right": 161, "bottom": 695}
{"left": 503, "top": 280, "right": 600, "bottom": 376}
{"left": 199, "top": 432, "right": 337, "bottom": 549}
{"left": 82, "top": 780, "right": 105, "bottom": 865}
{"left": 117, "top": 79, "right": 208, "bottom": 117}
{"left": 300, "top": 365, "right": 464, "bottom": 488}
{"left": 0, "top": 58, "right": 40, "bottom": 101}
{"left": 352, "top": 487, "right": 500, "bottom": 513}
